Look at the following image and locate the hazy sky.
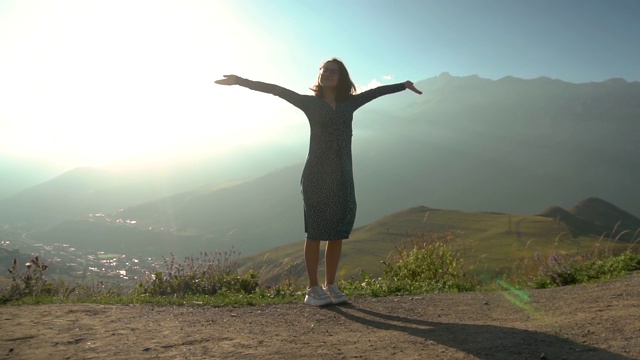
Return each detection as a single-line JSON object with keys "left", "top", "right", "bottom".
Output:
{"left": 1, "top": 0, "right": 638, "bottom": 170}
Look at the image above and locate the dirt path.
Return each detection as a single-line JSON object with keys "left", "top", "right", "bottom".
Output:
{"left": 1, "top": 272, "right": 638, "bottom": 360}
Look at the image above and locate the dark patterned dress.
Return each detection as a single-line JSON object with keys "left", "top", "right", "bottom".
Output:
{"left": 237, "top": 78, "right": 407, "bottom": 240}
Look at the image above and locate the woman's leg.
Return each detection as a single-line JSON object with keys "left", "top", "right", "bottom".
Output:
{"left": 324, "top": 239, "right": 343, "bottom": 285}
{"left": 304, "top": 239, "right": 321, "bottom": 287}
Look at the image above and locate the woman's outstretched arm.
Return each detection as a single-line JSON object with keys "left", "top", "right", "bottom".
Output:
{"left": 215, "top": 75, "right": 306, "bottom": 108}
{"left": 351, "top": 80, "right": 422, "bottom": 110}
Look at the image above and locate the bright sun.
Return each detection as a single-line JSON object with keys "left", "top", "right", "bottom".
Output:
{"left": 0, "top": 1, "right": 289, "bottom": 168}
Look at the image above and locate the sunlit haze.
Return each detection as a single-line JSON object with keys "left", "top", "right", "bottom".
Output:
{"left": 1, "top": 0, "right": 638, "bottom": 171}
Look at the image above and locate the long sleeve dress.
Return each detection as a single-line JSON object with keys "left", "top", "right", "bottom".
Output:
{"left": 236, "top": 78, "right": 407, "bottom": 240}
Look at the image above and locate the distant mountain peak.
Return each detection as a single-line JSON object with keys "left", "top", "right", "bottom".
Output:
{"left": 536, "top": 198, "right": 640, "bottom": 241}
{"left": 429, "top": 73, "right": 637, "bottom": 86}
{"left": 536, "top": 205, "right": 572, "bottom": 218}
{"left": 497, "top": 75, "right": 521, "bottom": 82}
{"left": 536, "top": 204, "right": 610, "bottom": 239}
{"left": 569, "top": 197, "right": 640, "bottom": 230}
{"left": 572, "top": 197, "right": 613, "bottom": 208}
{"left": 602, "top": 78, "right": 628, "bottom": 85}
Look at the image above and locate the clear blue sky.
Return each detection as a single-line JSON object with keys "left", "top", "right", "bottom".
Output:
{"left": 250, "top": 0, "right": 640, "bottom": 84}
{"left": 1, "top": 0, "right": 638, "bottom": 170}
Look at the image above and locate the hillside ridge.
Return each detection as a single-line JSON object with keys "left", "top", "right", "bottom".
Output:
{"left": 536, "top": 197, "right": 639, "bottom": 241}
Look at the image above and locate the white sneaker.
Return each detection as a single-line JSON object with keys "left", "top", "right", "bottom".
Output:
{"left": 323, "top": 284, "right": 348, "bottom": 304}
{"left": 304, "top": 286, "right": 332, "bottom": 306}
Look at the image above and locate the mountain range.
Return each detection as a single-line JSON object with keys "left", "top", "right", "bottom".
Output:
{"left": 0, "top": 73, "right": 638, "bottom": 259}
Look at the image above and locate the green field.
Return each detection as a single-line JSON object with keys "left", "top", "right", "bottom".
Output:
{"left": 97, "top": 253, "right": 121, "bottom": 259}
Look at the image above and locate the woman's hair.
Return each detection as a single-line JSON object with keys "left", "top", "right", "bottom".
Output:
{"left": 311, "top": 58, "right": 356, "bottom": 101}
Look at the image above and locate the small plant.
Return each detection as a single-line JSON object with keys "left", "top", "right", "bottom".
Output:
{"left": 1, "top": 256, "right": 58, "bottom": 303}
{"left": 261, "top": 263, "right": 301, "bottom": 298}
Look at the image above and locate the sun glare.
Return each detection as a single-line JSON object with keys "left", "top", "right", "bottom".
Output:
{"left": 0, "top": 1, "right": 289, "bottom": 168}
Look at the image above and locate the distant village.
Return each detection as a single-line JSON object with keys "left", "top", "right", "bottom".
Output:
{"left": 0, "top": 223, "right": 163, "bottom": 288}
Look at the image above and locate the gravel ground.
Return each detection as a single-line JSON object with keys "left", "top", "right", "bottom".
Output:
{"left": 1, "top": 272, "right": 638, "bottom": 360}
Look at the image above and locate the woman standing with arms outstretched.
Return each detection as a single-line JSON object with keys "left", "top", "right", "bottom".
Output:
{"left": 216, "top": 58, "right": 422, "bottom": 306}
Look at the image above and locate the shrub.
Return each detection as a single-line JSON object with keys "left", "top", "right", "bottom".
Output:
{"left": 340, "top": 231, "right": 475, "bottom": 297}
{"left": 136, "top": 249, "right": 260, "bottom": 297}
{"left": 534, "top": 250, "right": 640, "bottom": 289}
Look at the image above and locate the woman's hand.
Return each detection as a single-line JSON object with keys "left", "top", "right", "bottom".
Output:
{"left": 215, "top": 75, "right": 239, "bottom": 86}
{"left": 404, "top": 81, "right": 422, "bottom": 95}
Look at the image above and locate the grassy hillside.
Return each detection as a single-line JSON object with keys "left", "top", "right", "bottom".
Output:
{"left": 241, "top": 206, "right": 638, "bottom": 284}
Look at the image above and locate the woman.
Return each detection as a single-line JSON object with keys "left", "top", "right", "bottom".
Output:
{"left": 216, "top": 58, "right": 422, "bottom": 306}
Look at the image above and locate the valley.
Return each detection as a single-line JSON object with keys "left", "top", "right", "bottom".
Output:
{"left": 1, "top": 74, "right": 639, "bottom": 288}
{"left": 2, "top": 198, "right": 638, "bottom": 290}
{"left": 1, "top": 223, "right": 160, "bottom": 288}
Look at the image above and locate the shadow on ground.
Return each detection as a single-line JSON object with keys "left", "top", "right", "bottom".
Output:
{"left": 327, "top": 304, "right": 631, "bottom": 360}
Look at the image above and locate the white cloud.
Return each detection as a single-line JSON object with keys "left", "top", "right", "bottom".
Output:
{"left": 358, "top": 78, "right": 384, "bottom": 92}
{"left": 357, "top": 75, "right": 395, "bottom": 92}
